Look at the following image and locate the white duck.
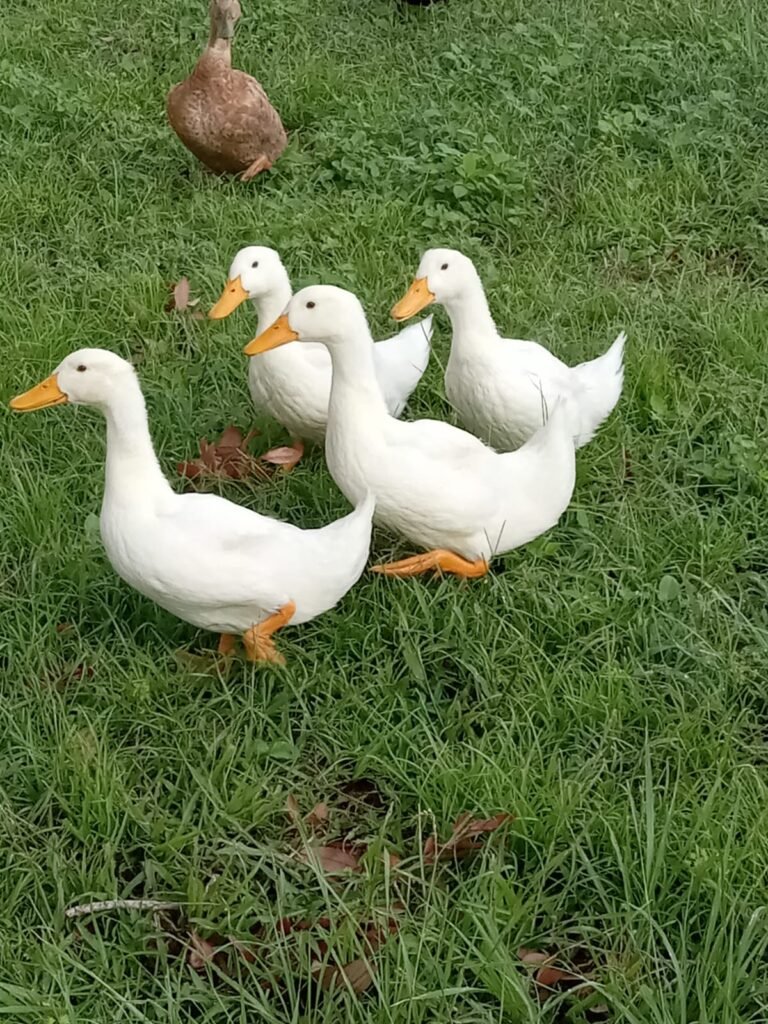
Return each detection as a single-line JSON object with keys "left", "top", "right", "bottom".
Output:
{"left": 392, "top": 248, "right": 626, "bottom": 451}
{"left": 10, "top": 349, "right": 374, "bottom": 663}
{"left": 244, "top": 286, "right": 576, "bottom": 578}
{"left": 209, "top": 246, "right": 433, "bottom": 467}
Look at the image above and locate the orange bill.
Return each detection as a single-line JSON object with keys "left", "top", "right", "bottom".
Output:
{"left": 243, "top": 314, "right": 299, "bottom": 356}
{"left": 10, "top": 373, "right": 68, "bottom": 412}
{"left": 391, "top": 277, "right": 436, "bottom": 321}
{"left": 208, "top": 276, "right": 249, "bottom": 319}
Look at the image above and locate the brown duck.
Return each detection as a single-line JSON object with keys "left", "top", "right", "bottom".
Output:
{"left": 167, "top": 0, "right": 287, "bottom": 181}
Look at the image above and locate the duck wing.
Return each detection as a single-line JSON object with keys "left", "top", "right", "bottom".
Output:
{"left": 373, "top": 316, "right": 433, "bottom": 416}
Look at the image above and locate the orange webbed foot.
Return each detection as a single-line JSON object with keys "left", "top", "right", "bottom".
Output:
{"left": 242, "top": 601, "right": 296, "bottom": 664}
{"left": 372, "top": 549, "right": 489, "bottom": 579}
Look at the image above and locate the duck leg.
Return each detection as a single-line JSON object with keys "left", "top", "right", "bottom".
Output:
{"left": 241, "top": 154, "right": 273, "bottom": 181}
{"left": 217, "top": 633, "right": 237, "bottom": 655}
{"left": 372, "top": 549, "right": 489, "bottom": 579}
{"left": 242, "top": 601, "right": 296, "bottom": 664}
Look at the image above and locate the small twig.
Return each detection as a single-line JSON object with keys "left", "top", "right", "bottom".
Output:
{"left": 65, "top": 898, "right": 181, "bottom": 919}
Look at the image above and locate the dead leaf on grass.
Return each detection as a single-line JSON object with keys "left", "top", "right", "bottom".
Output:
{"left": 316, "top": 956, "right": 376, "bottom": 995}
{"left": 536, "top": 964, "right": 581, "bottom": 988}
{"left": 517, "top": 947, "right": 552, "bottom": 965}
{"left": 177, "top": 426, "right": 272, "bottom": 483}
{"left": 298, "top": 842, "right": 363, "bottom": 874}
{"left": 285, "top": 793, "right": 301, "bottom": 825}
{"left": 165, "top": 277, "right": 191, "bottom": 313}
{"left": 188, "top": 930, "right": 225, "bottom": 971}
{"left": 40, "top": 661, "right": 94, "bottom": 692}
{"left": 261, "top": 442, "right": 305, "bottom": 469}
{"left": 306, "top": 801, "right": 329, "bottom": 828}
{"left": 423, "top": 812, "right": 513, "bottom": 863}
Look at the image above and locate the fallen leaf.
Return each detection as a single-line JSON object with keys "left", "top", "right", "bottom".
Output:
{"left": 261, "top": 443, "right": 304, "bottom": 469}
{"left": 423, "top": 812, "right": 513, "bottom": 863}
{"left": 341, "top": 958, "right": 376, "bottom": 994}
{"left": 318, "top": 957, "right": 376, "bottom": 995}
{"left": 362, "top": 919, "right": 399, "bottom": 951}
{"left": 622, "top": 447, "right": 633, "bottom": 484}
{"left": 285, "top": 793, "right": 301, "bottom": 825}
{"left": 276, "top": 916, "right": 326, "bottom": 935}
{"left": 165, "top": 277, "right": 191, "bottom": 312}
{"left": 299, "top": 843, "right": 363, "bottom": 874}
{"left": 518, "top": 947, "right": 552, "bottom": 965}
{"left": 188, "top": 930, "right": 223, "bottom": 971}
{"left": 40, "top": 661, "right": 94, "bottom": 692}
{"left": 384, "top": 850, "right": 401, "bottom": 869}
{"left": 177, "top": 426, "right": 272, "bottom": 484}
{"left": 536, "top": 965, "right": 581, "bottom": 987}
{"left": 229, "top": 935, "right": 257, "bottom": 963}
{"left": 306, "top": 802, "right": 329, "bottom": 828}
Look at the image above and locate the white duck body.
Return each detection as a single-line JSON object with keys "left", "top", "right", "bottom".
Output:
{"left": 12, "top": 350, "right": 373, "bottom": 639}
{"left": 211, "top": 246, "right": 433, "bottom": 443}
{"left": 395, "top": 249, "right": 625, "bottom": 450}
{"left": 247, "top": 288, "right": 576, "bottom": 565}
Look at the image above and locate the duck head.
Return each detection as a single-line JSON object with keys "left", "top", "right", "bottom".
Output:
{"left": 210, "top": 0, "right": 241, "bottom": 40}
{"left": 10, "top": 349, "right": 136, "bottom": 413}
{"left": 243, "top": 285, "right": 367, "bottom": 356}
{"left": 392, "top": 248, "right": 477, "bottom": 319}
{"left": 209, "top": 245, "right": 290, "bottom": 320}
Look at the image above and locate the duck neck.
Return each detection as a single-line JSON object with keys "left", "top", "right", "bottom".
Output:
{"left": 102, "top": 379, "right": 172, "bottom": 511}
{"left": 204, "top": 6, "right": 235, "bottom": 62}
{"left": 441, "top": 274, "right": 499, "bottom": 353}
{"left": 326, "top": 329, "right": 389, "bottom": 427}
{"left": 254, "top": 277, "right": 294, "bottom": 335}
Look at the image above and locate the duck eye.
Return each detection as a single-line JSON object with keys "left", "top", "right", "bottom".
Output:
{"left": 441, "top": 263, "right": 449, "bottom": 271}
{"left": 306, "top": 301, "right": 315, "bottom": 309}
{"left": 77, "top": 365, "right": 87, "bottom": 372}
{"left": 251, "top": 260, "right": 259, "bottom": 269}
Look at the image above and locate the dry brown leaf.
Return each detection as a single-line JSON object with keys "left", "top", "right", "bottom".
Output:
{"left": 261, "top": 442, "right": 304, "bottom": 469}
{"left": 517, "top": 947, "right": 552, "bottom": 965}
{"left": 177, "top": 426, "right": 272, "bottom": 483}
{"left": 299, "top": 843, "right": 363, "bottom": 874}
{"left": 423, "top": 812, "right": 513, "bottom": 863}
{"left": 40, "top": 661, "right": 94, "bottom": 692}
{"left": 306, "top": 802, "right": 329, "bottom": 828}
{"left": 188, "top": 930, "right": 222, "bottom": 971}
{"left": 341, "top": 958, "right": 376, "bottom": 994}
{"left": 277, "top": 916, "right": 328, "bottom": 935}
{"left": 285, "top": 793, "right": 301, "bottom": 825}
{"left": 535, "top": 964, "right": 581, "bottom": 987}
{"left": 623, "top": 447, "right": 634, "bottom": 484}
{"left": 165, "top": 277, "right": 191, "bottom": 312}
{"left": 318, "top": 957, "right": 376, "bottom": 995}
{"left": 229, "top": 935, "right": 257, "bottom": 964}
{"left": 363, "top": 919, "right": 399, "bottom": 952}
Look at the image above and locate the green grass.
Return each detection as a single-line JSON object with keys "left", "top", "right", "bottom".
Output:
{"left": 1, "top": 0, "right": 768, "bottom": 1019}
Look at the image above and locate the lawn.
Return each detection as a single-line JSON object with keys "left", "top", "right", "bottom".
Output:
{"left": 1, "top": 0, "right": 768, "bottom": 1019}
